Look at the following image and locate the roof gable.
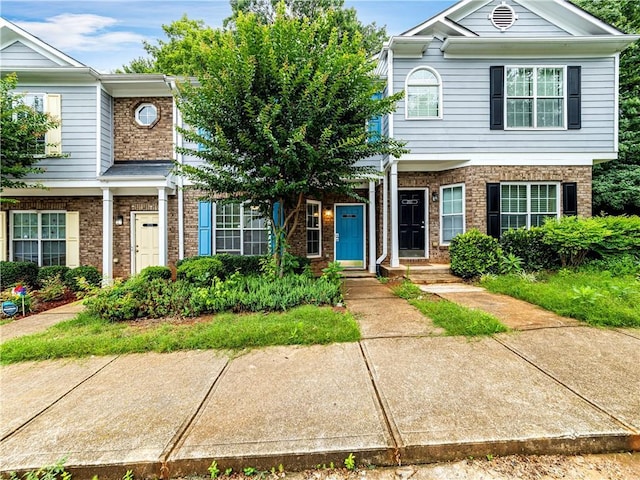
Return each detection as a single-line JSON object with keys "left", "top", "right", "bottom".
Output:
{"left": 0, "top": 17, "right": 85, "bottom": 68}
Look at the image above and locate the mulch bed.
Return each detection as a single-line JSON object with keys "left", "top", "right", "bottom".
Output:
{"left": 3, "top": 289, "right": 79, "bottom": 320}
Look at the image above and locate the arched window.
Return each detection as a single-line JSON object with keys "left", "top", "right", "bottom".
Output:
{"left": 405, "top": 67, "right": 442, "bottom": 119}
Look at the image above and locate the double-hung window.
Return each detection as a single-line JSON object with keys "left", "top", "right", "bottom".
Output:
{"left": 440, "top": 184, "right": 465, "bottom": 244}
{"left": 500, "top": 183, "right": 559, "bottom": 234}
{"left": 11, "top": 211, "right": 67, "bottom": 266}
{"left": 214, "top": 202, "right": 269, "bottom": 255}
{"left": 306, "top": 200, "right": 321, "bottom": 257}
{"left": 406, "top": 67, "right": 442, "bottom": 119}
{"left": 17, "top": 92, "right": 63, "bottom": 156}
{"left": 506, "top": 66, "right": 564, "bottom": 129}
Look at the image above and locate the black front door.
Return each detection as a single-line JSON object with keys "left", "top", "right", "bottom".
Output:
{"left": 399, "top": 190, "right": 425, "bottom": 257}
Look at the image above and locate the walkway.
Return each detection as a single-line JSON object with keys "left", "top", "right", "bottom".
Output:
{"left": 0, "top": 279, "right": 638, "bottom": 479}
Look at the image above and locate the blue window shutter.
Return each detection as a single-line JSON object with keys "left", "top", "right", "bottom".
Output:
{"left": 271, "top": 202, "right": 282, "bottom": 253}
{"left": 197, "top": 128, "right": 207, "bottom": 152}
{"left": 368, "top": 92, "right": 383, "bottom": 139}
{"left": 198, "top": 201, "right": 212, "bottom": 255}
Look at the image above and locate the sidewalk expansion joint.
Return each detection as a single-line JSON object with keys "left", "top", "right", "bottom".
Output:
{"left": 492, "top": 337, "right": 639, "bottom": 435}
{"left": 612, "top": 329, "right": 640, "bottom": 341}
{"left": 358, "top": 341, "right": 402, "bottom": 465}
{"left": 158, "top": 358, "right": 231, "bottom": 478}
{"left": 0, "top": 355, "right": 121, "bottom": 442}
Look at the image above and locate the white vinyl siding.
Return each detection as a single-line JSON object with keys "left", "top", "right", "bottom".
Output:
{"left": 506, "top": 66, "right": 565, "bottom": 129}
{"left": 500, "top": 183, "right": 559, "bottom": 234}
{"left": 440, "top": 184, "right": 465, "bottom": 244}
{"left": 214, "top": 203, "right": 269, "bottom": 255}
{"left": 306, "top": 200, "right": 321, "bottom": 257}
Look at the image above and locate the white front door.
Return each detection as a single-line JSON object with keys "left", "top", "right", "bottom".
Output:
{"left": 134, "top": 213, "right": 159, "bottom": 274}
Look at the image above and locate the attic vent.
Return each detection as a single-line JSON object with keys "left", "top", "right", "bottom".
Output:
{"left": 490, "top": 2, "right": 517, "bottom": 31}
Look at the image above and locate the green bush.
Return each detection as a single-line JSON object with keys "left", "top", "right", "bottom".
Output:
{"left": 0, "top": 261, "right": 39, "bottom": 290}
{"left": 580, "top": 253, "right": 640, "bottom": 276}
{"left": 139, "top": 266, "right": 173, "bottom": 281}
{"left": 38, "top": 274, "right": 67, "bottom": 302}
{"left": 64, "top": 266, "right": 102, "bottom": 291}
{"left": 177, "top": 256, "right": 224, "bottom": 287}
{"left": 500, "top": 228, "right": 558, "bottom": 271}
{"left": 449, "top": 229, "right": 500, "bottom": 279}
{"left": 541, "top": 216, "right": 609, "bottom": 267}
{"left": 178, "top": 254, "right": 311, "bottom": 279}
{"left": 37, "top": 266, "right": 70, "bottom": 287}
{"left": 592, "top": 215, "right": 640, "bottom": 257}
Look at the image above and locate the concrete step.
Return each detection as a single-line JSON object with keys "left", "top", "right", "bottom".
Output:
{"left": 379, "top": 264, "right": 462, "bottom": 284}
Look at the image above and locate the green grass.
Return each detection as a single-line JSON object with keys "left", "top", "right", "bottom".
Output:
{"left": 480, "top": 270, "right": 640, "bottom": 328}
{"left": 392, "top": 281, "right": 508, "bottom": 336}
{"left": 0, "top": 305, "right": 360, "bottom": 364}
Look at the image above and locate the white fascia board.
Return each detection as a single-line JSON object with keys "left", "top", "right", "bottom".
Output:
{"left": 516, "top": 0, "right": 624, "bottom": 36}
{"left": 388, "top": 36, "right": 434, "bottom": 58}
{"left": 0, "top": 18, "right": 86, "bottom": 67}
{"left": 397, "top": 152, "right": 616, "bottom": 166}
{"left": 441, "top": 36, "right": 640, "bottom": 58}
{"left": 0, "top": 67, "right": 100, "bottom": 82}
{"left": 402, "top": 0, "right": 490, "bottom": 36}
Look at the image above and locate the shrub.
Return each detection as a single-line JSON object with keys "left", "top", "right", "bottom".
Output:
{"left": 0, "top": 261, "right": 39, "bottom": 290}
{"left": 139, "top": 266, "right": 172, "bottom": 281}
{"left": 64, "top": 266, "right": 102, "bottom": 291}
{"left": 38, "top": 274, "right": 67, "bottom": 302}
{"left": 541, "top": 216, "right": 609, "bottom": 267}
{"left": 37, "top": 266, "right": 70, "bottom": 287}
{"left": 177, "top": 256, "right": 224, "bottom": 287}
{"left": 500, "top": 227, "right": 558, "bottom": 271}
{"left": 592, "top": 215, "right": 640, "bottom": 258}
{"left": 580, "top": 253, "right": 640, "bottom": 277}
{"left": 449, "top": 229, "right": 500, "bottom": 279}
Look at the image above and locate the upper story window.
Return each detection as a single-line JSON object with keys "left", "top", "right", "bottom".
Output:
{"left": 506, "top": 67, "right": 564, "bottom": 129}
{"left": 406, "top": 67, "right": 442, "bottom": 119}
{"left": 135, "top": 103, "right": 158, "bottom": 127}
{"left": 15, "top": 93, "right": 62, "bottom": 156}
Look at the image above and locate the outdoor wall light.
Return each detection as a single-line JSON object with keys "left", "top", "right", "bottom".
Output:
{"left": 324, "top": 208, "right": 333, "bottom": 218}
{"left": 431, "top": 192, "right": 439, "bottom": 202}
{"left": 115, "top": 215, "right": 124, "bottom": 226}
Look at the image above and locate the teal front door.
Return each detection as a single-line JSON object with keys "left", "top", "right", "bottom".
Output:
{"left": 335, "top": 205, "right": 364, "bottom": 268}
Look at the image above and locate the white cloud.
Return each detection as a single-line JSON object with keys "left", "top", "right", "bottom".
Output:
{"left": 15, "top": 13, "right": 146, "bottom": 52}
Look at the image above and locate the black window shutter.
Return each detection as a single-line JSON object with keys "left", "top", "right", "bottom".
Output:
{"left": 562, "top": 182, "right": 578, "bottom": 216}
{"left": 487, "top": 183, "right": 501, "bottom": 238}
{"left": 490, "top": 66, "right": 505, "bottom": 130}
{"left": 567, "top": 66, "right": 581, "bottom": 130}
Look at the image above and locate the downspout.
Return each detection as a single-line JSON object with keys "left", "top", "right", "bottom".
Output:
{"left": 368, "top": 180, "right": 376, "bottom": 273}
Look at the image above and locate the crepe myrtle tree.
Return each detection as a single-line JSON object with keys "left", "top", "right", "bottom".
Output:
{"left": 0, "top": 73, "right": 60, "bottom": 203}
{"left": 174, "top": 5, "right": 406, "bottom": 275}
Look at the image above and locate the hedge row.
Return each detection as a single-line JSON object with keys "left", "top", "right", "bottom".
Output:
{"left": 0, "top": 262, "right": 102, "bottom": 292}
{"left": 450, "top": 215, "right": 640, "bottom": 279}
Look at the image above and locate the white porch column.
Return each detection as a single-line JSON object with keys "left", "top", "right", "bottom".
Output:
{"left": 368, "top": 180, "right": 376, "bottom": 273}
{"left": 158, "top": 187, "right": 168, "bottom": 266}
{"left": 101, "top": 188, "right": 113, "bottom": 285}
{"left": 390, "top": 160, "right": 400, "bottom": 268}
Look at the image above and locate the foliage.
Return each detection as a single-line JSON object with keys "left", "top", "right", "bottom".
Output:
{"left": 7, "top": 457, "right": 70, "bottom": 480}
{"left": 0, "top": 74, "right": 62, "bottom": 202}
{"left": 64, "top": 266, "right": 102, "bottom": 291}
{"left": 580, "top": 253, "right": 640, "bottom": 276}
{"left": 540, "top": 216, "right": 609, "bottom": 267}
{"left": 320, "top": 261, "right": 345, "bottom": 284}
{"left": 208, "top": 461, "right": 220, "bottom": 479}
{"left": 139, "top": 265, "right": 173, "bottom": 282}
{"left": 590, "top": 215, "right": 640, "bottom": 257}
{"left": 1, "top": 286, "right": 35, "bottom": 314}
{"left": 0, "top": 261, "right": 39, "bottom": 290}
{"left": 37, "top": 266, "right": 70, "bottom": 287}
{"left": 498, "top": 252, "right": 523, "bottom": 275}
{"left": 176, "top": 257, "right": 225, "bottom": 287}
{"left": 0, "top": 305, "right": 360, "bottom": 363}
{"left": 391, "top": 280, "right": 422, "bottom": 300}
{"left": 344, "top": 453, "right": 356, "bottom": 471}
{"left": 481, "top": 269, "right": 640, "bottom": 327}
{"left": 38, "top": 274, "right": 66, "bottom": 302}
{"left": 499, "top": 227, "right": 558, "bottom": 271}
{"left": 449, "top": 229, "right": 501, "bottom": 279}
{"left": 173, "top": 6, "right": 407, "bottom": 274}
{"left": 570, "top": 0, "right": 640, "bottom": 214}
{"left": 177, "top": 254, "right": 271, "bottom": 278}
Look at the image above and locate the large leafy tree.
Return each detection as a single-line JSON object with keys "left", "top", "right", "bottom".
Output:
{"left": 571, "top": 0, "right": 640, "bottom": 214}
{"left": 118, "top": 0, "right": 386, "bottom": 74}
{"left": 174, "top": 6, "right": 406, "bottom": 273}
{"left": 0, "top": 73, "right": 59, "bottom": 203}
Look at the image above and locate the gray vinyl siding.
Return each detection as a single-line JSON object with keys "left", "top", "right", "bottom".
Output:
{"left": 100, "top": 89, "right": 113, "bottom": 174}
{"left": 459, "top": 0, "right": 570, "bottom": 37}
{"left": 15, "top": 85, "right": 98, "bottom": 179}
{"left": 0, "top": 41, "right": 61, "bottom": 68}
{"left": 392, "top": 41, "right": 615, "bottom": 155}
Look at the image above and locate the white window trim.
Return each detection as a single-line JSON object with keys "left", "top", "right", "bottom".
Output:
{"left": 500, "top": 182, "right": 561, "bottom": 231}
{"left": 134, "top": 103, "right": 158, "bottom": 127}
{"left": 405, "top": 66, "right": 443, "bottom": 120}
{"left": 9, "top": 210, "right": 67, "bottom": 266}
{"left": 439, "top": 183, "right": 465, "bottom": 246}
{"left": 212, "top": 202, "right": 270, "bottom": 256}
{"left": 504, "top": 65, "right": 567, "bottom": 131}
{"left": 306, "top": 200, "right": 322, "bottom": 258}
{"left": 16, "top": 93, "right": 47, "bottom": 157}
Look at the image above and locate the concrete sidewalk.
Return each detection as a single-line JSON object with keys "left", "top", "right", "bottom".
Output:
{"left": 1, "top": 301, "right": 85, "bottom": 342}
{"left": 1, "top": 279, "right": 639, "bottom": 479}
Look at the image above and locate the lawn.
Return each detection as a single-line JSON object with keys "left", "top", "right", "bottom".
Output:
{"left": 392, "top": 281, "right": 508, "bottom": 336}
{"left": 0, "top": 305, "right": 360, "bottom": 364}
{"left": 480, "top": 270, "right": 640, "bottom": 328}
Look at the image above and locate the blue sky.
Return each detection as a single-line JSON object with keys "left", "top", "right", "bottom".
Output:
{"left": 1, "top": 1, "right": 457, "bottom": 72}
